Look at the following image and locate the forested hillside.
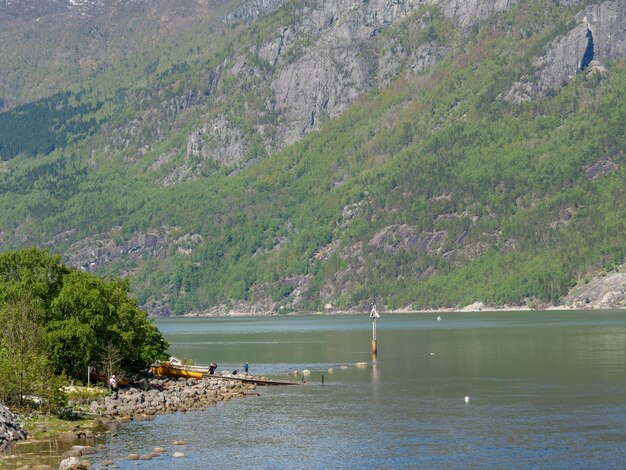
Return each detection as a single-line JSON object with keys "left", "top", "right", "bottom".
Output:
{"left": 0, "top": 0, "right": 624, "bottom": 315}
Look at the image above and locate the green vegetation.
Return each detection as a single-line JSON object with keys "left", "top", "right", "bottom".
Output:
{"left": 0, "top": 92, "right": 102, "bottom": 160}
{"left": 0, "top": 1, "right": 624, "bottom": 314}
{"left": 20, "top": 413, "right": 107, "bottom": 441}
{"left": 0, "top": 248, "right": 168, "bottom": 411}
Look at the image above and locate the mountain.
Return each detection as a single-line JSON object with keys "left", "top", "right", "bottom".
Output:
{"left": 0, "top": 0, "right": 624, "bottom": 315}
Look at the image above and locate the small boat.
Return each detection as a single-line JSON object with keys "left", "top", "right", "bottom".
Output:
{"left": 150, "top": 362, "right": 204, "bottom": 379}
{"left": 159, "top": 356, "right": 212, "bottom": 374}
{"left": 151, "top": 357, "right": 299, "bottom": 384}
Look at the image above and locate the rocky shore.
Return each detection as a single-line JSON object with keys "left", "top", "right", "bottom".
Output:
{"left": 0, "top": 403, "right": 27, "bottom": 452}
{"left": 2, "top": 375, "right": 258, "bottom": 469}
{"left": 87, "top": 375, "right": 255, "bottom": 420}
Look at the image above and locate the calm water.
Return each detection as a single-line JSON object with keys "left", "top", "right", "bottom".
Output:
{"left": 39, "top": 311, "right": 626, "bottom": 467}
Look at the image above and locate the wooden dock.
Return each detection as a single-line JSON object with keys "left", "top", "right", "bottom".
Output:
{"left": 211, "top": 374, "right": 301, "bottom": 386}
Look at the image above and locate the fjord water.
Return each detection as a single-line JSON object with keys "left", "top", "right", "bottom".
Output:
{"left": 98, "top": 311, "right": 626, "bottom": 468}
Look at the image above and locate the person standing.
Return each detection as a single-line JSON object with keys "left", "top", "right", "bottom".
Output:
{"left": 244, "top": 362, "right": 249, "bottom": 375}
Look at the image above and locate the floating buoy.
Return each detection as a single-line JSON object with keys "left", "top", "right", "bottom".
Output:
{"left": 430, "top": 352, "right": 436, "bottom": 356}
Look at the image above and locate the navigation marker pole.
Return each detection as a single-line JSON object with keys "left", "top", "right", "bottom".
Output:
{"left": 370, "top": 304, "right": 380, "bottom": 360}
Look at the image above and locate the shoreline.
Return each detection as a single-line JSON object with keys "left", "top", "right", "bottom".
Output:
{"left": 178, "top": 303, "right": 624, "bottom": 318}
{"left": 1, "top": 374, "right": 261, "bottom": 469}
{"left": 177, "top": 270, "right": 626, "bottom": 317}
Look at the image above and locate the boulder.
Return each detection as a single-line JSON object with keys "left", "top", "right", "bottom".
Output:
{"left": 0, "top": 403, "right": 27, "bottom": 452}
{"left": 58, "top": 457, "right": 83, "bottom": 470}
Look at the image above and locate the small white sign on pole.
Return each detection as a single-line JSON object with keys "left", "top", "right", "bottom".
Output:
{"left": 370, "top": 305, "right": 380, "bottom": 319}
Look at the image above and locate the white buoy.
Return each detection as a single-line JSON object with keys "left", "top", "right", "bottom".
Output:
{"left": 429, "top": 352, "right": 436, "bottom": 356}
{"left": 464, "top": 396, "right": 469, "bottom": 403}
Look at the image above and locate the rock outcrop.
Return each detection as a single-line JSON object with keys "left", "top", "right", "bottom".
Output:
{"left": 369, "top": 225, "right": 448, "bottom": 255}
{"left": 0, "top": 403, "right": 27, "bottom": 452}
{"left": 186, "top": 115, "right": 250, "bottom": 167}
{"left": 434, "top": 0, "right": 518, "bottom": 29}
{"left": 563, "top": 271, "right": 626, "bottom": 309}
{"left": 63, "top": 227, "right": 203, "bottom": 274}
{"left": 224, "top": 0, "right": 289, "bottom": 25}
{"left": 504, "top": 0, "right": 626, "bottom": 101}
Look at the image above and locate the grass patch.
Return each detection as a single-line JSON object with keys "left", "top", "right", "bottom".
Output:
{"left": 20, "top": 415, "right": 105, "bottom": 441}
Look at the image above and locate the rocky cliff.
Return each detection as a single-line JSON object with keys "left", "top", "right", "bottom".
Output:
{"left": 183, "top": 0, "right": 523, "bottom": 170}
{"left": 505, "top": 0, "right": 626, "bottom": 101}
{"left": 182, "top": 0, "right": 626, "bottom": 175}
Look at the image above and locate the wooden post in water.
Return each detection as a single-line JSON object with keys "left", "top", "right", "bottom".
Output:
{"left": 370, "top": 304, "right": 380, "bottom": 359}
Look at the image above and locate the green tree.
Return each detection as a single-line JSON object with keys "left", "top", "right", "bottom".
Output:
{"left": 0, "top": 249, "right": 168, "bottom": 382}
{"left": 0, "top": 248, "right": 69, "bottom": 310}
{"left": 0, "top": 296, "right": 64, "bottom": 411}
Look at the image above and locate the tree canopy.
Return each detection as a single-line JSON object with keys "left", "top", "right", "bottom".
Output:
{"left": 0, "top": 248, "right": 168, "bottom": 406}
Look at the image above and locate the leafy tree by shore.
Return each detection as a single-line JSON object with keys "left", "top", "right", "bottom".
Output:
{"left": 0, "top": 296, "right": 65, "bottom": 411}
{"left": 0, "top": 248, "right": 168, "bottom": 408}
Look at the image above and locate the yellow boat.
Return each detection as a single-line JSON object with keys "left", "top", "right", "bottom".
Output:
{"left": 150, "top": 363, "right": 204, "bottom": 379}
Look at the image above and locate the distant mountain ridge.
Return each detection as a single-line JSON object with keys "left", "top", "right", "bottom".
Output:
{"left": 0, "top": 0, "right": 624, "bottom": 315}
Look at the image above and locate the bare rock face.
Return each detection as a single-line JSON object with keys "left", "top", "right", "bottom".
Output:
{"left": 564, "top": 271, "right": 626, "bottom": 309}
{"left": 584, "top": 157, "right": 620, "bottom": 180}
{"left": 187, "top": 116, "right": 249, "bottom": 166}
{"left": 268, "top": 0, "right": 518, "bottom": 145}
{"left": 64, "top": 227, "right": 203, "bottom": 273}
{"left": 189, "top": 0, "right": 525, "bottom": 169}
{"left": 504, "top": 0, "right": 626, "bottom": 102}
{"left": 369, "top": 225, "right": 448, "bottom": 255}
{"left": 433, "top": 0, "right": 518, "bottom": 29}
{"left": 224, "top": 0, "right": 289, "bottom": 24}
{"left": 271, "top": 44, "right": 378, "bottom": 144}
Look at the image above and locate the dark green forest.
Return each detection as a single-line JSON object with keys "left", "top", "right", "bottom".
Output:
{"left": 0, "top": 0, "right": 624, "bottom": 315}
{"left": 0, "top": 92, "right": 101, "bottom": 160}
